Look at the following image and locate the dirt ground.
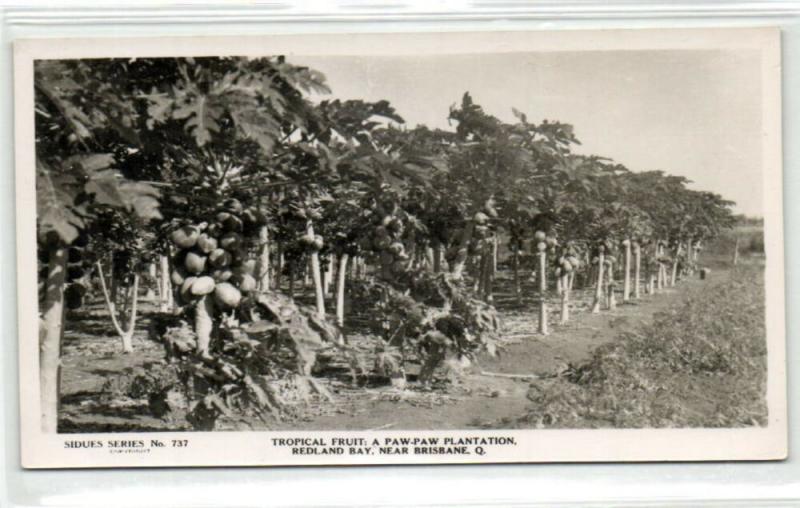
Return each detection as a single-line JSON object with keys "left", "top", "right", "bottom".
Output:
{"left": 57, "top": 267, "right": 724, "bottom": 433}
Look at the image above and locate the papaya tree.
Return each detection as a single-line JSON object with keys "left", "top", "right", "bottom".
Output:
{"left": 34, "top": 60, "right": 163, "bottom": 432}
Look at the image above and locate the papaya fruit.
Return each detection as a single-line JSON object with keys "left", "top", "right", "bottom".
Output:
{"left": 561, "top": 260, "right": 573, "bottom": 273}
{"left": 375, "top": 226, "right": 389, "bottom": 239}
{"left": 223, "top": 198, "right": 243, "bottom": 215}
{"left": 209, "top": 248, "right": 232, "bottom": 269}
{"left": 474, "top": 212, "right": 489, "bottom": 225}
{"left": 171, "top": 225, "right": 200, "bottom": 249}
{"left": 243, "top": 208, "right": 266, "bottom": 226}
{"left": 196, "top": 233, "right": 218, "bottom": 254}
{"left": 221, "top": 214, "right": 243, "bottom": 233}
{"left": 484, "top": 201, "right": 499, "bottom": 218}
{"left": 536, "top": 241, "right": 547, "bottom": 251}
{"left": 171, "top": 267, "right": 187, "bottom": 286}
{"left": 373, "top": 237, "right": 390, "bottom": 250}
{"left": 234, "top": 259, "right": 257, "bottom": 276}
{"left": 68, "top": 247, "right": 83, "bottom": 263}
{"left": 190, "top": 276, "right": 216, "bottom": 296}
{"left": 184, "top": 251, "right": 207, "bottom": 274}
{"left": 534, "top": 231, "right": 546, "bottom": 242}
{"left": 387, "top": 218, "right": 403, "bottom": 233}
{"left": 211, "top": 268, "right": 233, "bottom": 282}
{"left": 311, "top": 235, "right": 324, "bottom": 251}
{"left": 206, "top": 222, "right": 222, "bottom": 237}
{"left": 213, "top": 282, "right": 242, "bottom": 308}
{"left": 180, "top": 276, "right": 198, "bottom": 301}
{"left": 67, "top": 265, "right": 85, "bottom": 281}
{"left": 388, "top": 242, "right": 405, "bottom": 256}
{"left": 473, "top": 225, "right": 489, "bottom": 239}
{"left": 220, "top": 232, "right": 242, "bottom": 251}
{"left": 237, "top": 273, "right": 257, "bottom": 293}
{"left": 73, "top": 232, "right": 89, "bottom": 248}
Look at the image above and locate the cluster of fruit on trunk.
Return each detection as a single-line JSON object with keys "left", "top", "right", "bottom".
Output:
{"left": 168, "top": 198, "right": 268, "bottom": 356}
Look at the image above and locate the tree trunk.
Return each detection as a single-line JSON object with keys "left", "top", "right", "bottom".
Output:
{"left": 335, "top": 253, "right": 349, "bottom": 330}
{"left": 275, "top": 243, "right": 283, "bottom": 290}
{"left": 559, "top": 273, "right": 570, "bottom": 324}
{"left": 480, "top": 244, "right": 494, "bottom": 303}
{"left": 606, "top": 260, "right": 616, "bottom": 310}
{"left": 324, "top": 256, "right": 334, "bottom": 297}
{"left": 257, "top": 225, "right": 271, "bottom": 291}
{"left": 655, "top": 244, "right": 664, "bottom": 291}
{"left": 623, "top": 241, "right": 632, "bottom": 302}
{"left": 121, "top": 274, "right": 139, "bottom": 353}
{"left": 159, "top": 255, "right": 172, "bottom": 312}
{"left": 288, "top": 264, "right": 295, "bottom": 300}
{"left": 633, "top": 243, "right": 642, "bottom": 299}
{"left": 450, "top": 220, "right": 475, "bottom": 279}
{"left": 512, "top": 248, "right": 521, "bottom": 306}
{"left": 432, "top": 240, "right": 442, "bottom": 273}
{"left": 308, "top": 224, "right": 325, "bottom": 319}
{"left": 109, "top": 264, "right": 118, "bottom": 307}
{"left": 41, "top": 244, "right": 67, "bottom": 433}
{"left": 591, "top": 251, "right": 605, "bottom": 314}
{"left": 492, "top": 236, "right": 498, "bottom": 275}
{"left": 670, "top": 244, "right": 681, "bottom": 286}
{"left": 733, "top": 237, "right": 740, "bottom": 265}
{"left": 146, "top": 263, "right": 157, "bottom": 301}
{"left": 96, "top": 262, "right": 138, "bottom": 353}
{"left": 195, "top": 294, "right": 215, "bottom": 357}
{"left": 537, "top": 248, "right": 548, "bottom": 335}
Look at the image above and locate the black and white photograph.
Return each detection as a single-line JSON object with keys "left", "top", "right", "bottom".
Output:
{"left": 15, "top": 28, "right": 786, "bottom": 468}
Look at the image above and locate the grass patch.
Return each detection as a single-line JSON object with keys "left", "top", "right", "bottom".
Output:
{"left": 517, "top": 264, "right": 767, "bottom": 428}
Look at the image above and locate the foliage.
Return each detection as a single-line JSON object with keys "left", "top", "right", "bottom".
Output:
{"left": 350, "top": 272, "right": 499, "bottom": 382}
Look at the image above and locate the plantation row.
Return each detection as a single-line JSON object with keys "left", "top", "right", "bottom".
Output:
{"left": 35, "top": 57, "right": 735, "bottom": 430}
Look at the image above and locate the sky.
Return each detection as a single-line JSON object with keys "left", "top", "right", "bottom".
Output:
{"left": 292, "top": 50, "right": 764, "bottom": 217}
